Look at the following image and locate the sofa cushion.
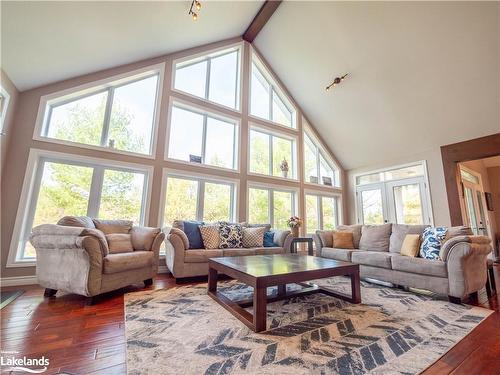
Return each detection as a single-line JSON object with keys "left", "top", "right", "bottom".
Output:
{"left": 106, "top": 233, "right": 134, "bottom": 254}
{"left": 242, "top": 227, "right": 266, "bottom": 248}
{"left": 389, "top": 224, "right": 428, "bottom": 253}
{"left": 93, "top": 219, "right": 133, "bottom": 235}
{"left": 184, "top": 249, "right": 224, "bottom": 263}
{"left": 131, "top": 226, "right": 161, "bottom": 251}
{"left": 103, "top": 251, "right": 153, "bottom": 274}
{"left": 359, "top": 224, "right": 392, "bottom": 252}
{"left": 182, "top": 220, "right": 205, "bottom": 249}
{"left": 322, "top": 248, "right": 359, "bottom": 262}
{"left": 351, "top": 251, "right": 393, "bottom": 269}
{"left": 199, "top": 224, "right": 220, "bottom": 249}
{"left": 254, "top": 247, "right": 284, "bottom": 255}
{"left": 222, "top": 248, "right": 256, "bottom": 257}
{"left": 58, "top": 216, "right": 95, "bottom": 228}
{"left": 400, "top": 234, "right": 421, "bottom": 257}
{"left": 332, "top": 232, "right": 355, "bottom": 249}
{"left": 263, "top": 231, "right": 279, "bottom": 247}
{"left": 336, "top": 225, "right": 362, "bottom": 248}
{"left": 391, "top": 255, "right": 447, "bottom": 277}
{"left": 315, "top": 230, "right": 333, "bottom": 248}
{"left": 219, "top": 222, "right": 243, "bottom": 249}
{"left": 445, "top": 226, "right": 473, "bottom": 240}
{"left": 420, "top": 226, "right": 448, "bottom": 260}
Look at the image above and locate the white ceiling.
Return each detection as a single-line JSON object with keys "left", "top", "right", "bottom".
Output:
{"left": 1, "top": 1, "right": 263, "bottom": 91}
{"left": 255, "top": 2, "right": 500, "bottom": 170}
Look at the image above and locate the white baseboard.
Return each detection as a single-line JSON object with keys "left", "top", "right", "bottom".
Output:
{"left": 1, "top": 275, "right": 38, "bottom": 287}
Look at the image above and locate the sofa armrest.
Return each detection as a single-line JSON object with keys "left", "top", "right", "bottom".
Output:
{"left": 312, "top": 230, "right": 334, "bottom": 256}
{"left": 443, "top": 236, "right": 492, "bottom": 298}
{"left": 273, "top": 229, "right": 291, "bottom": 248}
{"left": 164, "top": 227, "right": 188, "bottom": 277}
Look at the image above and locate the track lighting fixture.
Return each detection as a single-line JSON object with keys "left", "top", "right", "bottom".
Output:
{"left": 325, "top": 73, "right": 348, "bottom": 91}
{"left": 189, "top": 1, "right": 202, "bottom": 21}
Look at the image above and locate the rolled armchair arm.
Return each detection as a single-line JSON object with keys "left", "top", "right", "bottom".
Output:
{"left": 164, "top": 227, "right": 189, "bottom": 277}
{"left": 442, "top": 235, "right": 492, "bottom": 298}
{"left": 150, "top": 231, "right": 165, "bottom": 273}
{"left": 312, "top": 230, "right": 334, "bottom": 257}
{"left": 273, "top": 229, "right": 291, "bottom": 249}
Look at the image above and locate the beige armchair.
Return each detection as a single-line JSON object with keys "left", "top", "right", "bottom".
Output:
{"left": 29, "top": 216, "right": 164, "bottom": 303}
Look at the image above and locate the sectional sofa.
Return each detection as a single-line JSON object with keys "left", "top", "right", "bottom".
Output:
{"left": 312, "top": 224, "right": 492, "bottom": 302}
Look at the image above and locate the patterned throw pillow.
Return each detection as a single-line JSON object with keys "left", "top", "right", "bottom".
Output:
{"left": 420, "top": 226, "right": 448, "bottom": 260}
{"left": 263, "top": 231, "right": 278, "bottom": 247}
{"left": 242, "top": 227, "right": 266, "bottom": 248}
{"left": 219, "top": 222, "right": 243, "bottom": 249}
{"left": 199, "top": 225, "right": 220, "bottom": 249}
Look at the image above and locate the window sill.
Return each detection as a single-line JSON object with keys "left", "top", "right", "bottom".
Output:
{"left": 304, "top": 182, "right": 342, "bottom": 190}
{"left": 170, "top": 89, "right": 242, "bottom": 115}
{"left": 248, "top": 115, "right": 297, "bottom": 132}
{"left": 6, "top": 259, "right": 36, "bottom": 268}
{"left": 247, "top": 172, "right": 299, "bottom": 184}
{"left": 33, "top": 136, "right": 156, "bottom": 160}
{"left": 165, "top": 157, "right": 240, "bottom": 174}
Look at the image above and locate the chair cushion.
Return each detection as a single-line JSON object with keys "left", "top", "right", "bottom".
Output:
{"left": 222, "top": 248, "right": 256, "bottom": 257}
{"left": 359, "top": 224, "right": 392, "bottom": 252}
{"left": 420, "top": 227, "right": 448, "bottom": 260}
{"left": 131, "top": 226, "right": 161, "bottom": 251}
{"left": 263, "top": 231, "right": 279, "bottom": 247}
{"left": 106, "top": 233, "right": 134, "bottom": 254}
{"left": 242, "top": 227, "right": 266, "bottom": 248}
{"left": 184, "top": 249, "right": 223, "bottom": 263}
{"left": 389, "top": 224, "right": 428, "bottom": 253}
{"left": 321, "top": 248, "right": 358, "bottom": 262}
{"left": 93, "top": 219, "right": 133, "bottom": 235}
{"left": 58, "top": 216, "right": 95, "bottom": 229}
{"left": 400, "top": 234, "right": 421, "bottom": 257}
{"left": 391, "top": 255, "right": 447, "bottom": 277}
{"left": 333, "top": 231, "right": 355, "bottom": 249}
{"left": 336, "top": 225, "right": 362, "bottom": 248}
{"left": 351, "top": 251, "right": 393, "bottom": 269}
{"left": 199, "top": 224, "right": 220, "bottom": 249}
{"left": 103, "top": 251, "right": 153, "bottom": 274}
{"left": 254, "top": 247, "right": 284, "bottom": 255}
{"left": 219, "top": 222, "right": 243, "bottom": 249}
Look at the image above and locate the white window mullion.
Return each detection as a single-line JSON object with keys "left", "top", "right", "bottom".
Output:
{"left": 205, "top": 58, "right": 211, "bottom": 100}
{"left": 318, "top": 196, "right": 324, "bottom": 230}
{"left": 87, "top": 167, "right": 104, "bottom": 218}
{"left": 201, "top": 115, "right": 208, "bottom": 163}
{"left": 269, "top": 189, "right": 274, "bottom": 227}
{"left": 100, "top": 88, "right": 115, "bottom": 147}
{"left": 269, "top": 134, "right": 274, "bottom": 176}
{"left": 197, "top": 181, "right": 205, "bottom": 221}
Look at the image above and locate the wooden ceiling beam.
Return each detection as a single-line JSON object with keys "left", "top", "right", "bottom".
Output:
{"left": 243, "top": 1, "right": 282, "bottom": 43}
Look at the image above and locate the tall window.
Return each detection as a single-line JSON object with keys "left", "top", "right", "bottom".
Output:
{"left": 355, "top": 162, "right": 431, "bottom": 225}
{"left": 250, "top": 55, "right": 296, "bottom": 128}
{"left": 304, "top": 130, "right": 338, "bottom": 187}
{"left": 173, "top": 46, "right": 241, "bottom": 110}
{"left": 39, "top": 70, "right": 161, "bottom": 155}
{"left": 249, "top": 128, "right": 296, "bottom": 179}
{"left": 167, "top": 104, "right": 238, "bottom": 170}
{"left": 14, "top": 154, "right": 150, "bottom": 261}
{"left": 163, "top": 174, "right": 236, "bottom": 226}
{"left": 305, "top": 193, "right": 339, "bottom": 235}
{"left": 248, "top": 186, "right": 296, "bottom": 229}
{"left": 0, "top": 84, "right": 11, "bottom": 133}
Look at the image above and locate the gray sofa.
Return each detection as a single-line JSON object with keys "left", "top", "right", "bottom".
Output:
{"left": 312, "top": 223, "right": 492, "bottom": 302}
{"left": 165, "top": 225, "right": 293, "bottom": 279}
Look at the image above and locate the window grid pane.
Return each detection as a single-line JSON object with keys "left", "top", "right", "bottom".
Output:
{"left": 273, "top": 191, "right": 292, "bottom": 230}
{"left": 248, "top": 188, "right": 270, "bottom": 224}
{"left": 203, "top": 182, "right": 232, "bottom": 222}
{"left": 164, "top": 177, "right": 199, "bottom": 225}
{"left": 305, "top": 195, "right": 319, "bottom": 234}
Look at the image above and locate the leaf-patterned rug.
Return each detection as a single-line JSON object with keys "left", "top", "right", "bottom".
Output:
{"left": 125, "top": 277, "right": 492, "bottom": 374}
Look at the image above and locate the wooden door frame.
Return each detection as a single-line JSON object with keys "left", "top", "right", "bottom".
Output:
{"left": 441, "top": 133, "right": 500, "bottom": 226}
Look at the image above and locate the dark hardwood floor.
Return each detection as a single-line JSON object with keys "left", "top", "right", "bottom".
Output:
{"left": 1, "top": 264, "right": 499, "bottom": 375}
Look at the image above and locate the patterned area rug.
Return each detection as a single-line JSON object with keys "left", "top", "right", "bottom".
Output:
{"left": 125, "top": 278, "right": 492, "bottom": 375}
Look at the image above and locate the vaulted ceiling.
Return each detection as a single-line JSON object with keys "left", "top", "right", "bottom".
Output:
{"left": 2, "top": 1, "right": 499, "bottom": 171}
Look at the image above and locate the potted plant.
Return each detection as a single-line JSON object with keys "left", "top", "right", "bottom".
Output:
{"left": 287, "top": 216, "right": 302, "bottom": 237}
{"left": 280, "top": 159, "right": 289, "bottom": 178}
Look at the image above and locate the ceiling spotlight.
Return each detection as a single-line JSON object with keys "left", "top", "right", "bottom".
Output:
{"left": 325, "top": 73, "right": 348, "bottom": 91}
{"left": 189, "top": 0, "right": 201, "bottom": 21}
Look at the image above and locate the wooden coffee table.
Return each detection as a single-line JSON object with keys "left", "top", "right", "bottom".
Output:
{"left": 207, "top": 254, "right": 361, "bottom": 332}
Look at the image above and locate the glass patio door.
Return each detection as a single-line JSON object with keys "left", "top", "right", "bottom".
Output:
{"left": 356, "top": 184, "right": 387, "bottom": 224}
{"left": 462, "top": 181, "right": 488, "bottom": 236}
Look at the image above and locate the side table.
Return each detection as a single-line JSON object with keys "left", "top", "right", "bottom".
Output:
{"left": 290, "top": 237, "right": 314, "bottom": 256}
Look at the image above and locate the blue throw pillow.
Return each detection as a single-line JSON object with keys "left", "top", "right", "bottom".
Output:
{"left": 420, "top": 226, "right": 448, "bottom": 260}
{"left": 183, "top": 220, "right": 205, "bottom": 249}
{"left": 263, "top": 231, "right": 278, "bottom": 247}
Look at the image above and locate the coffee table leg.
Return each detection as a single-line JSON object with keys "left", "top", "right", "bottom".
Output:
{"left": 208, "top": 267, "right": 218, "bottom": 293}
{"left": 253, "top": 286, "right": 267, "bottom": 332}
{"left": 351, "top": 270, "right": 361, "bottom": 303}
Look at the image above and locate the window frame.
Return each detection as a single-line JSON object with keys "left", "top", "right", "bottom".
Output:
{"left": 249, "top": 50, "right": 297, "bottom": 130}
{"left": 165, "top": 99, "right": 240, "bottom": 172}
{"left": 171, "top": 43, "right": 243, "bottom": 112}
{"left": 304, "top": 191, "right": 341, "bottom": 236}
{"left": 6, "top": 149, "right": 154, "bottom": 267}
{"left": 246, "top": 182, "right": 298, "bottom": 229}
{"left": 0, "top": 84, "right": 11, "bottom": 134}
{"left": 303, "top": 127, "right": 340, "bottom": 188}
{"left": 159, "top": 168, "right": 239, "bottom": 227}
{"left": 33, "top": 63, "right": 165, "bottom": 159}
{"left": 248, "top": 124, "right": 298, "bottom": 181}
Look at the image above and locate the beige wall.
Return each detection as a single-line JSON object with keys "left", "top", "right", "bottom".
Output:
{"left": 1, "top": 37, "right": 344, "bottom": 280}
{"left": 1, "top": 70, "right": 19, "bottom": 173}
{"left": 346, "top": 147, "right": 450, "bottom": 226}
{"left": 487, "top": 166, "right": 500, "bottom": 235}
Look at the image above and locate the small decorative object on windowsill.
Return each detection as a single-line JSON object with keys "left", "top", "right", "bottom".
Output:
{"left": 309, "top": 176, "right": 318, "bottom": 184}
{"left": 108, "top": 139, "right": 115, "bottom": 149}
{"left": 287, "top": 216, "right": 302, "bottom": 238}
{"left": 322, "top": 176, "right": 332, "bottom": 186}
{"left": 189, "top": 154, "right": 202, "bottom": 164}
{"left": 280, "top": 159, "right": 289, "bottom": 178}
